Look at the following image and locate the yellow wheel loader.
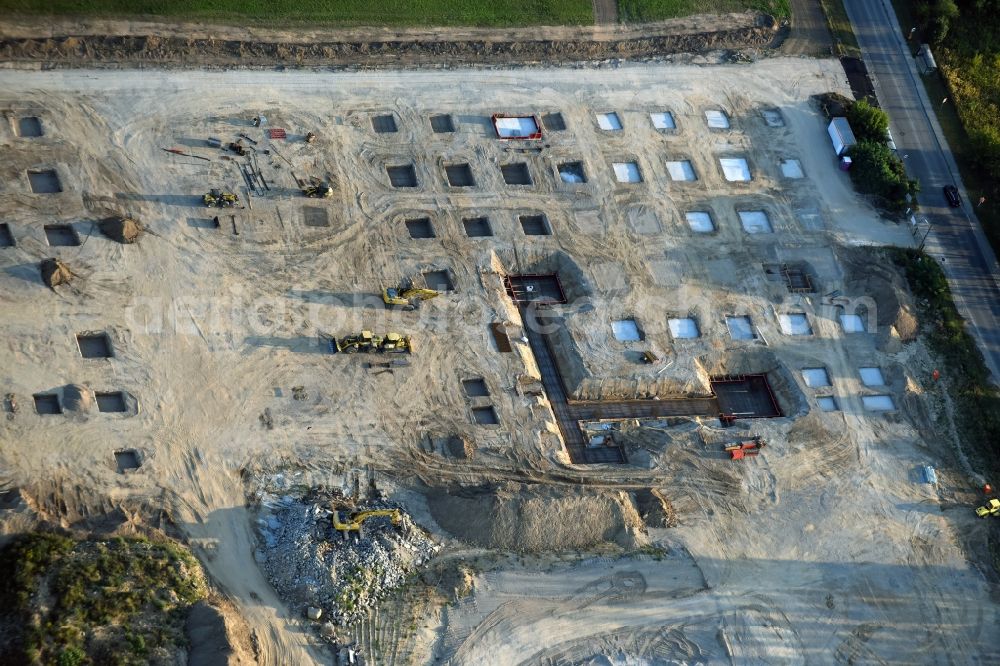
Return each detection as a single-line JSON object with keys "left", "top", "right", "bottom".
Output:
{"left": 379, "top": 332, "right": 413, "bottom": 354}
{"left": 302, "top": 183, "right": 333, "bottom": 198}
{"left": 335, "top": 330, "right": 381, "bottom": 354}
{"left": 203, "top": 188, "right": 240, "bottom": 208}
{"left": 976, "top": 498, "right": 1000, "bottom": 518}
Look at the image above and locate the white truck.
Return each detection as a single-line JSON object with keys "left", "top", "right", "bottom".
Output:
{"left": 828, "top": 117, "right": 857, "bottom": 156}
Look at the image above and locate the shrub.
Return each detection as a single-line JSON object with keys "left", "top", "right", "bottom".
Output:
{"left": 846, "top": 98, "right": 889, "bottom": 143}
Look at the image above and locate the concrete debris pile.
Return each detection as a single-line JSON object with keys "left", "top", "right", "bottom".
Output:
{"left": 253, "top": 490, "right": 436, "bottom": 631}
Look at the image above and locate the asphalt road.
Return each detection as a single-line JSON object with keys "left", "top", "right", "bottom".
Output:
{"left": 843, "top": 0, "right": 1000, "bottom": 384}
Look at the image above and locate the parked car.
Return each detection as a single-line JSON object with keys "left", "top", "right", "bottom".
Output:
{"left": 944, "top": 185, "right": 961, "bottom": 207}
{"left": 885, "top": 128, "right": 897, "bottom": 152}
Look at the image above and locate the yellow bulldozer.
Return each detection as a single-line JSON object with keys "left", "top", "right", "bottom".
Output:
{"left": 203, "top": 189, "right": 240, "bottom": 208}
{"left": 976, "top": 498, "right": 1000, "bottom": 518}
{"left": 382, "top": 284, "right": 440, "bottom": 311}
{"left": 332, "top": 508, "right": 402, "bottom": 538}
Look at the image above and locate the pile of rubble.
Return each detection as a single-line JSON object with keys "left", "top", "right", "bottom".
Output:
{"left": 253, "top": 487, "right": 436, "bottom": 631}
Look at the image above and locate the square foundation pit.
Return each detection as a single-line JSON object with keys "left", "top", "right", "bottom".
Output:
{"left": 596, "top": 112, "right": 623, "bottom": 131}
{"left": 33, "top": 393, "right": 61, "bottom": 415}
{"left": 557, "top": 161, "right": 586, "bottom": 184}
{"left": 445, "top": 163, "right": 476, "bottom": 187}
{"left": 780, "top": 159, "right": 804, "bottom": 178}
{"left": 859, "top": 367, "right": 885, "bottom": 386}
{"left": 761, "top": 109, "right": 785, "bottom": 127}
{"left": 405, "top": 217, "right": 435, "bottom": 239}
{"left": 44, "top": 224, "right": 79, "bottom": 246}
{"left": 519, "top": 214, "right": 551, "bottom": 236}
{"left": 429, "top": 114, "right": 455, "bottom": 133}
{"left": 817, "top": 396, "right": 839, "bottom": 412}
{"left": 542, "top": 112, "right": 566, "bottom": 131}
{"left": 371, "top": 114, "right": 398, "bottom": 133}
{"left": 862, "top": 395, "right": 896, "bottom": 412}
{"left": 612, "top": 162, "right": 642, "bottom": 183}
{"left": 840, "top": 314, "right": 866, "bottom": 333}
{"left": 705, "top": 110, "right": 730, "bottom": 129}
{"left": 685, "top": 211, "right": 715, "bottom": 233}
{"left": 114, "top": 449, "right": 141, "bottom": 473}
{"left": 463, "top": 216, "right": 493, "bottom": 237}
{"left": 0, "top": 223, "right": 14, "bottom": 248}
{"left": 462, "top": 378, "right": 490, "bottom": 397}
{"left": 720, "top": 158, "right": 751, "bottom": 182}
{"left": 423, "top": 269, "right": 454, "bottom": 291}
{"left": 726, "top": 315, "right": 754, "bottom": 340}
{"left": 28, "top": 169, "right": 61, "bottom": 193}
{"left": 17, "top": 116, "right": 43, "bottom": 137}
{"left": 802, "top": 367, "right": 832, "bottom": 388}
{"left": 778, "top": 313, "right": 812, "bottom": 335}
{"left": 386, "top": 165, "right": 418, "bottom": 188}
{"left": 96, "top": 391, "right": 127, "bottom": 413}
{"left": 668, "top": 317, "right": 699, "bottom": 339}
{"left": 738, "top": 210, "right": 772, "bottom": 234}
{"left": 666, "top": 160, "right": 696, "bottom": 181}
{"left": 650, "top": 111, "right": 676, "bottom": 130}
{"left": 501, "top": 163, "right": 532, "bottom": 185}
{"left": 472, "top": 405, "right": 500, "bottom": 425}
{"left": 611, "top": 319, "right": 643, "bottom": 341}
{"left": 77, "top": 333, "right": 113, "bottom": 358}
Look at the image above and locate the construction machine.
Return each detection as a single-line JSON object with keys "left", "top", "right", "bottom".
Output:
{"left": 302, "top": 182, "right": 334, "bottom": 198}
{"left": 382, "top": 284, "right": 440, "bottom": 311}
{"left": 332, "top": 508, "right": 402, "bottom": 538}
{"left": 976, "top": 498, "right": 1000, "bottom": 518}
{"left": 335, "top": 330, "right": 381, "bottom": 354}
{"left": 203, "top": 189, "right": 240, "bottom": 208}
{"left": 380, "top": 332, "right": 413, "bottom": 354}
{"left": 725, "top": 437, "right": 766, "bottom": 460}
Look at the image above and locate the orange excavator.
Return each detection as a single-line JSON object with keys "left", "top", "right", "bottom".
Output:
{"left": 725, "top": 437, "right": 766, "bottom": 460}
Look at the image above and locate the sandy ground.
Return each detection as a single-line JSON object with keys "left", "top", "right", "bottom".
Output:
{"left": 0, "top": 59, "right": 996, "bottom": 664}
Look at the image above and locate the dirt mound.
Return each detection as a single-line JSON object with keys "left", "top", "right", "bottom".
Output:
{"left": 186, "top": 599, "right": 256, "bottom": 666}
{"left": 426, "top": 483, "right": 646, "bottom": 552}
{"left": 0, "top": 16, "right": 780, "bottom": 69}
{"left": 893, "top": 304, "right": 918, "bottom": 342}
{"left": 99, "top": 216, "right": 141, "bottom": 244}
{"left": 40, "top": 258, "right": 72, "bottom": 288}
{"left": 62, "top": 384, "right": 93, "bottom": 413}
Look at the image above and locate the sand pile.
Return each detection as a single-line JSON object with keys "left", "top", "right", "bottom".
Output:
{"left": 426, "top": 483, "right": 646, "bottom": 552}
{"left": 40, "top": 258, "right": 72, "bottom": 288}
{"left": 99, "top": 216, "right": 142, "bottom": 244}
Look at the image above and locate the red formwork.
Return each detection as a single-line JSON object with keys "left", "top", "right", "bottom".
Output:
{"left": 491, "top": 114, "right": 543, "bottom": 141}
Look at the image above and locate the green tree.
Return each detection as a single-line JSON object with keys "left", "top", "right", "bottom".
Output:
{"left": 848, "top": 140, "right": 918, "bottom": 212}
{"left": 846, "top": 99, "right": 889, "bottom": 143}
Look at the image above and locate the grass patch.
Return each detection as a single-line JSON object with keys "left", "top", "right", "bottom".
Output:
{"left": 618, "top": 0, "right": 789, "bottom": 22}
{"left": 0, "top": 0, "right": 593, "bottom": 26}
{"left": 890, "top": 248, "right": 1000, "bottom": 475}
{"left": 818, "top": 0, "right": 859, "bottom": 57}
{"left": 0, "top": 533, "right": 207, "bottom": 664}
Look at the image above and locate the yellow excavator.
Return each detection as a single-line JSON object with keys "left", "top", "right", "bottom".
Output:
{"left": 976, "top": 498, "right": 1000, "bottom": 518}
{"left": 382, "top": 284, "right": 440, "bottom": 311}
{"left": 332, "top": 508, "right": 402, "bottom": 536}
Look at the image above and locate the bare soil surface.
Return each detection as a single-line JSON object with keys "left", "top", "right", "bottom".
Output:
{"left": 0, "top": 13, "right": 778, "bottom": 69}
{"left": 0, "top": 59, "right": 996, "bottom": 665}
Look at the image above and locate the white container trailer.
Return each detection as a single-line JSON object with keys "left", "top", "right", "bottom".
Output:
{"left": 828, "top": 117, "right": 857, "bottom": 156}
